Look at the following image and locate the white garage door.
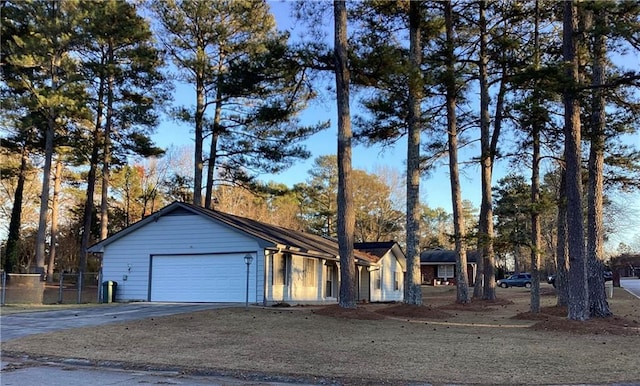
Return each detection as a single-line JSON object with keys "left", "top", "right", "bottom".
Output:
{"left": 151, "top": 254, "right": 247, "bottom": 302}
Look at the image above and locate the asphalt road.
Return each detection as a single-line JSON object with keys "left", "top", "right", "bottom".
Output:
{"left": 0, "top": 302, "right": 237, "bottom": 342}
{"left": 621, "top": 277, "right": 640, "bottom": 299}
{"left": 0, "top": 358, "right": 318, "bottom": 386}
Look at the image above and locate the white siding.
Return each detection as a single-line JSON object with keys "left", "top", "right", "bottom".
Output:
{"left": 101, "top": 213, "right": 264, "bottom": 302}
{"left": 370, "top": 251, "right": 404, "bottom": 302}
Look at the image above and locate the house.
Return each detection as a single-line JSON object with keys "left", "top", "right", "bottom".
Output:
{"left": 88, "top": 202, "right": 406, "bottom": 304}
{"left": 420, "top": 249, "right": 479, "bottom": 286}
{"left": 355, "top": 242, "right": 406, "bottom": 302}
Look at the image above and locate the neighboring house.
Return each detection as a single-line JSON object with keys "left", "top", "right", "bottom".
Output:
{"left": 420, "top": 249, "right": 479, "bottom": 286}
{"left": 88, "top": 202, "right": 406, "bottom": 305}
{"left": 355, "top": 242, "right": 406, "bottom": 302}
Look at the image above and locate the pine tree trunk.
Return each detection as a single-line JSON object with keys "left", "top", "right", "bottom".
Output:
{"left": 34, "top": 2, "right": 60, "bottom": 274}
{"left": 529, "top": 0, "right": 542, "bottom": 314}
{"left": 482, "top": 68, "right": 506, "bottom": 300}
{"left": 404, "top": 0, "right": 423, "bottom": 306}
{"left": 476, "top": 0, "right": 493, "bottom": 300}
{"left": 555, "top": 166, "right": 569, "bottom": 307}
{"left": 47, "top": 158, "right": 63, "bottom": 282}
{"left": 5, "top": 144, "right": 28, "bottom": 273}
{"left": 530, "top": 126, "right": 542, "bottom": 313}
{"left": 205, "top": 81, "right": 223, "bottom": 210}
{"left": 563, "top": 0, "right": 588, "bottom": 321}
{"left": 80, "top": 76, "right": 105, "bottom": 278}
{"left": 587, "top": 8, "right": 612, "bottom": 318}
{"left": 445, "top": 1, "right": 469, "bottom": 304}
{"left": 100, "top": 51, "right": 115, "bottom": 241}
{"left": 193, "top": 73, "right": 205, "bottom": 207}
{"left": 334, "top": 0, "right": 357, "bottom": 308}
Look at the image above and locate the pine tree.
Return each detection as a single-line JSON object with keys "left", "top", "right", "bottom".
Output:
{"left": 151, "top": 0, "right": 322, "bottom": 209}
{"left": 77, "top": 0, "right": 166, "bottom": 282}
{"left": 2, "top": 0, "right": 87, "bottom": 274}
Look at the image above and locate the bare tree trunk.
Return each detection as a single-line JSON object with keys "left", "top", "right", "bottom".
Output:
{"left": 47, "top": 158, "right": 63, "bottom": 282}
{"left": 587, "top": 8, "right": 612, "bottom": 318}
{"left": 563, "top": 0, "right": 588, "bottom": 321}
{"left": 404, "top": 0, "right": 423, "bottom": 306}
{"left": 334, "top": 0, "right": 356, "bottom": 309}
{"left": 444, "top": 1, "right": 469, "bottom": 304}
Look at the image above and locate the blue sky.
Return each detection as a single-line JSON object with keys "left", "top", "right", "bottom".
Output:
{"left": 151, "top": 0, "right": 640, "bottom": 251}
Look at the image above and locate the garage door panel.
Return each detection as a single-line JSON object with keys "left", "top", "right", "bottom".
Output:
{"left": 151, "top": 254, "right": 245, "bottom": 302}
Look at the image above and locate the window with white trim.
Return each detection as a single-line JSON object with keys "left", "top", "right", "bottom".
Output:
{"left": 303, "top": 258, "right": 316, "bottom": 286}
{"left": 325, "top": 265, "right": 334, "bottom": 297}
{"left": 373, "top": 270, "right": 381, "bottom": 290}
{"left": 438, "top": 264, "right": 454, "bottom": 279}
{"left": 394, "top": 271, "right": 400, "bottom": 291}
{"left": 272, "top": 253, "right": 287, "bottom": 285}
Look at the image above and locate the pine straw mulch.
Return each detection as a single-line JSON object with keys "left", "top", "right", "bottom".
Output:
{"left": 311, "top": 298, "right": 511, "bottom": 321}
{"left": 311, "top": 303, "right": 452, "bottom": 320}
{"left": 512, "top": 305, "right": 640, "bottom": 336}
{"left": 310, "top": 286, "right": 640, "bottom": 337}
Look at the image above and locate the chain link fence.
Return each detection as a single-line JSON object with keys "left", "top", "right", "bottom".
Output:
{"left": 1, "top": 271, "right": 100, "bottom": 305}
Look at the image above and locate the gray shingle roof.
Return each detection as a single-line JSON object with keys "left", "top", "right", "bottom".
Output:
{"left": 354, "top": 241, "right": 397, "bottom": 259}
{"left": 420, "top": 249, "right": 480, "bottom": 263}
{"left": 89, "top": 201, "right": 379, "bottom": 264}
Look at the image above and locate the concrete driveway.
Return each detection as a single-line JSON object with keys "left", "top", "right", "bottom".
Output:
{"left": 0, "top": 302, "right": 237, "bottom": 343}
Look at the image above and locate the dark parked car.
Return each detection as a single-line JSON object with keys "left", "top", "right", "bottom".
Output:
{"left": 497, "top": 273, "right": 532, "bottom": 288}
{"left": 547, "top": 271, "right": 613, "bottom": 288}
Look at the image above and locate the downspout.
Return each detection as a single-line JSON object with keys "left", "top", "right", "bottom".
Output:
{"left": 262, "top": 250, "right": 268, "bottom": 306}
{"left": 357, "top": 265, "right": 362, "bottom": 302}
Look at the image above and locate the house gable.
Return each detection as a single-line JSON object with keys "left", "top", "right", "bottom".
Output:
{"left": 98, "top": 209, "right": 266, "bottom": 302}
{"left": 355, "top": 241, "right": 405, "bottom": 302}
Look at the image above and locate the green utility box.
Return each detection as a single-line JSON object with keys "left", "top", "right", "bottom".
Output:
{"left": 102, "top": 280, "right": 117, "bottom": 303}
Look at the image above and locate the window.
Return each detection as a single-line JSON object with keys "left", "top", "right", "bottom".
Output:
{"left": 272, "top": 253, "right": 287, "bottom": 286}
{"left": 373, "top": 270, "right": 381, "bottom": 290}
{"left": 438, "top": 264, "right": 454, "bottom": 279}
{"left": 325, "top": 265, "right": 334, "bottom": 297}
{"left": 394, "top": 271, "right": 400, "bottom": 291}
{"left": 303, "top": 258, "right": 316, "bottom": 286}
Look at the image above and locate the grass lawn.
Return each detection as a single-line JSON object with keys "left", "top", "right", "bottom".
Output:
{"left": 2, "top": 284, "right": 639, "bottom": 385}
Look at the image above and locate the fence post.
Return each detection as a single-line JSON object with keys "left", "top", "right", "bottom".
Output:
{"left": 77, "top": 272, "right": 83, "bottom": 304}
{"left": 58, "top": 273, "right": 64, "bottom": 304}
{"left": 97, "top": 271, "right": 102, "bottom": 304}
{"left": 1, "top": 271, "right": 6, "bottom": 306}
